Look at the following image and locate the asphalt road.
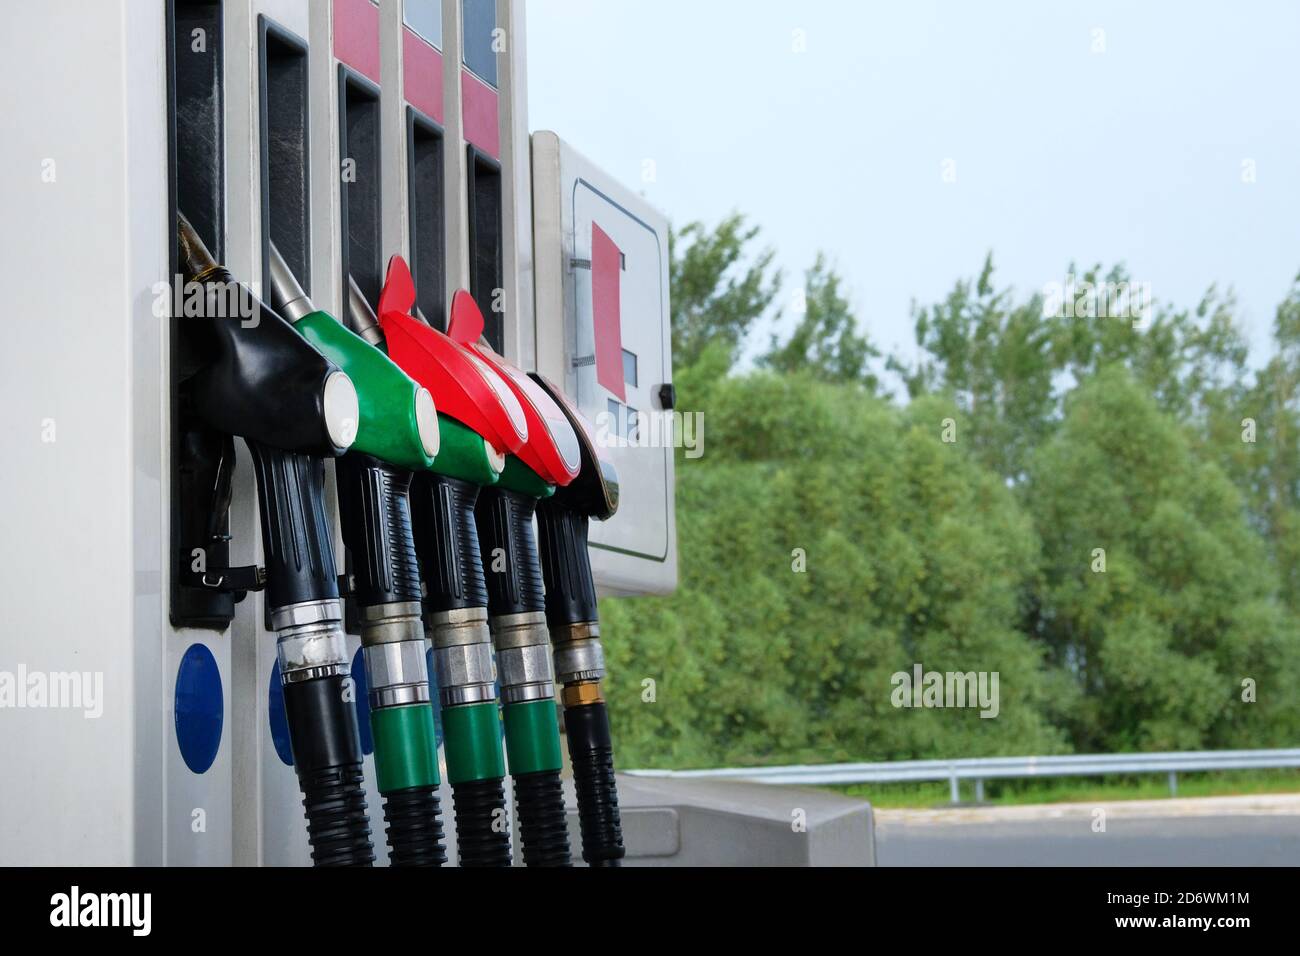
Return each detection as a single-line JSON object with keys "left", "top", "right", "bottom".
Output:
{"left": 874, "top": 795, "right": 1300, "bottom": 866}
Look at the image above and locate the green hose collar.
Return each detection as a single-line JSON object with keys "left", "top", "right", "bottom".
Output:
{"left": 442, "top": 701, "right": 506, "bottom": 784}
{"left": 503, "top": 698, "right": 564, "bottom": 775}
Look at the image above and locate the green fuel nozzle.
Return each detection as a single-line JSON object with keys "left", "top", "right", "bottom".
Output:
{"left": 268, "top": 243, "right": 438, "bottom": 473}
{"left": 345, "top": 275, "right": 504, "bottom": 487}
{"left": 473, "top": 457, "right": 572, "bottom": 866}
{"left": 267, "top": 246, "right": 447, "bottom": 866}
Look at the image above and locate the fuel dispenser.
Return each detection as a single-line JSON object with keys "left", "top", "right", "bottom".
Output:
{"left": 2, "top": 0, "right": 681, "bottom": 867}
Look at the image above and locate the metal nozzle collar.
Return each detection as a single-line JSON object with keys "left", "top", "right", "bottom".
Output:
{"left": 434, "top": 642, "right": 497, "bottom": 706}
{"left": 277, "top": 622, "right": 350, "bottom": 683}
{"left": 270, "top": 599, "right": 343, "bottom": 633}
{"left": 360, "top": 601, "right": 425, "bottom": 647}
{"left": 553, "top": 638, "right": 606, "bottom": 686}
{"left": 502, "top": 683, "right": 556, "bottom": 705}
{"left": 363, "top": 640, "right": 431, "bottom": 710}
{"left": 426, "top": 606, "right": 492, "bottom": 649}
{"left": 497, "top": 643, "right": 555, "bottom": 704}
{"left": 489, "top": 611, "right": 551, "bottom": 651}
{"left": 549, "top": 621, "right": 601, "bottom": 645}
{"left": 273, "top": 600, "right": 348, "bottom": 681}
{"left": 562, "top": 682, "right": 605, "bottom": 708}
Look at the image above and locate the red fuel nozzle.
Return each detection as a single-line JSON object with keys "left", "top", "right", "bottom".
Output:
{"left": 446, "top": 291, "right": 581, "bottom": 488}
{"left": 377, "top": 256, "right": 528, "bottom": 457}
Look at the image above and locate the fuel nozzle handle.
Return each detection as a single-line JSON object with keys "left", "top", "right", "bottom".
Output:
{"left": 411, "top": 473, "right": 489, "bottom": 613}
{"left": 521, "top": 373, "right": 626, "bottom": 867}
{"left": 535, "top": 504, "right": 599, "bottom": 630}
{"left": 177, "top": 214, "right": 374, "bottom": 867}
{"left": 176, "top": 216, "right": 358, "bottom": 610}
{"left": 272, "top": 262, "right": 447, "bottom": 865}
{"left": 476, "top": 484, "right": 547, "bottom": 620}
{"left": 337, "top": 456, "right": 423, "bottom": 608}
{"left": 475, "top": 471, "right": 574, "bottom": 867}
{"left": 409, "top": 468, "right": 512, "bottom": 868}
{"left": 336, "top": 453, "right": 447, "bottom": 867}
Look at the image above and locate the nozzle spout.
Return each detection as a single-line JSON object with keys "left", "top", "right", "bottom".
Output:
{"left": 177, "top": 212, "right": 221, "bottom": 281}
{"left": 346, "top": 275, "right": 387, "bottom": 349}
{"left": 268, "top": 242, "right": 315, "bottom": 323}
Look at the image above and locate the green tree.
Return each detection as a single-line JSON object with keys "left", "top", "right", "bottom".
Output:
{"left": 601, "top": 373, "right": 1066, "bottom": 767}
{"left": 891, "top": 253, "right": 1056, "bottom": 481}
{"left": 1022, "top": 367, "right": 1300, "bottom": 751}
{"left": 604, "top": 228, "right": 1300, "bottom": 769}
{"left": 759, "top": 254, "right": 881, "bottom": 390}
{"left": 669, "top": 213, "right": 782, "bottom": 372}
{"left": 1201, "top": 279, "right": 1300, "bottom": 611}
{"left": 894, "top": 256, "right": 1250, "bottom": 483}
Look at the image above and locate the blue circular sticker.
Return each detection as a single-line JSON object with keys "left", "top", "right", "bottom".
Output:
{"left": 352, "top": 646, "right": 373, "bottom": 755}
{"left": 268, "top": 660, "right": 294, "bottom": 767}
{"left": 175, "top": 643, "right": 223, "bottom": 774}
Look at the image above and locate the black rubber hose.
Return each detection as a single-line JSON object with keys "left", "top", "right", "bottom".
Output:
{"left": 451, "top": 777, "right": 513, "bottom": 867}
{"left": 382, "top": 786, "right": 448, "bottom": 867}
{"left": 297, "top": 764, "right": 374, "bottom": 867}
{"left": 283, "top": 675, "right": 375, "bottom": 867}
{"left": 513, "top": 769, "right": 572, "bottom": 867}
{"left": 566, "top": 702, "right": 624, "bottom": 867}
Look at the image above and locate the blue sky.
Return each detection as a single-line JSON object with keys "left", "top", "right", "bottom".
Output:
{"left": 526, "top": 0, "right": 1300, "bottom": 376}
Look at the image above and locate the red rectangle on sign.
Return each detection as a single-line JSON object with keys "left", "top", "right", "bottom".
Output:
{"left": 403, "top": 27, "right": 443, "bottom": 123}
{"left": 591, "top": 223, "right": 625, "bottom": 402}
{"left": 333, "top": 0, "right": 380, "bottom": 85}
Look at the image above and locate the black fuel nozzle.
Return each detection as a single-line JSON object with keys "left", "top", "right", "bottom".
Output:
{"left": 525, "top": 372, "right": 626, "bottom": 867}
{"left": 179, "top": 215, "right": 358, "bottom": 460}
{"left": 176, "top": 213, "right": 374, "bottom": 867}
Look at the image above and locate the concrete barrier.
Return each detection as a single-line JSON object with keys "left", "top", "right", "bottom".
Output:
{"left": 564, "top": 774, "right": 875, "bottom": 866}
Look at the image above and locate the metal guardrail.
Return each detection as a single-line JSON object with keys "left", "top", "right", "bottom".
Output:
{"left": 626, "top": 748, "right": 1300, "bottom": 802}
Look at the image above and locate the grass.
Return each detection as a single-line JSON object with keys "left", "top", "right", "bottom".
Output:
{"left": 831, "top": 769, "right": 1300, "bottom": 809}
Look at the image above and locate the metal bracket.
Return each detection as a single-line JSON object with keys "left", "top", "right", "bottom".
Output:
{"left": 180, "top": 549, "right": 265, "bottom": 602}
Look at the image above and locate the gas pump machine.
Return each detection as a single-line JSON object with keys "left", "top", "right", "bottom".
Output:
{"left": 0, "top": 0, "right": 675, "bottom": 866}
